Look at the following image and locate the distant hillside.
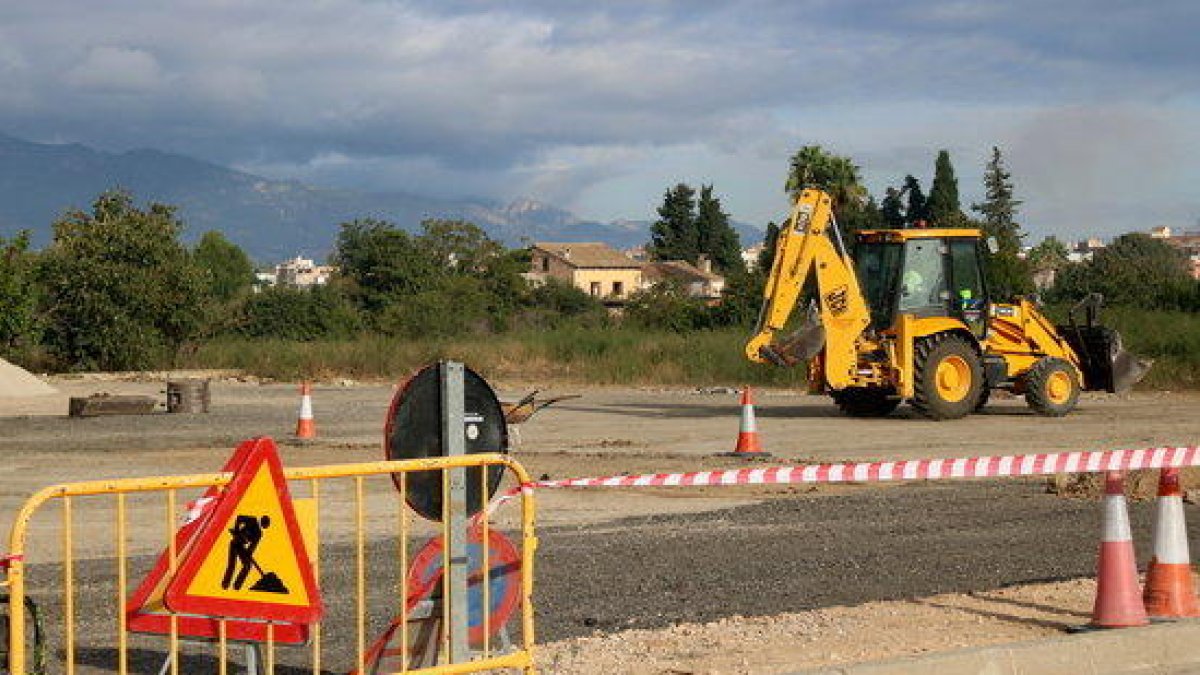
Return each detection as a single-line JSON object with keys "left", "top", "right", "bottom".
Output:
{"left": 0, "top": 132, "right": 762, "bottom": 262}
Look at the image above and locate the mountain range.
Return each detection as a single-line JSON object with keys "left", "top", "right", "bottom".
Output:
{"left": 0, "top": 132, "right": 762, "bottom": 263}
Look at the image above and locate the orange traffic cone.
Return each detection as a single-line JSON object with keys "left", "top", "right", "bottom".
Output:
{"left": 294, "top": 381, "right": 316, "bottom": 441}
{"left": 1143, "top": 468, "right": 1200, "bottom": 618}
{"left": 722, "top": 387, "right": 769, "bottom": 457}
{"left": 1090, "top": 471, "right": 1148, "bottom": 628}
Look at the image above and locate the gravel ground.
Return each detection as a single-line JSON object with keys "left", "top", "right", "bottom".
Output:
{"left": 18, "top": 481, "right": 1185, "bottom": 673}
{"left": 2, "top": 379, "right": 1198, "bottom": 673}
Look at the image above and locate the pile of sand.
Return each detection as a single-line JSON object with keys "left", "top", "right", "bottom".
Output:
{"left": 0, "top": 358, "right": 58, "bottom": 397}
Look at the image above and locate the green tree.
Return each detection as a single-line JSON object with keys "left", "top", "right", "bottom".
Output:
{"left": 37, "top": 190, "right": 205, "bottom": 370}
{"left": 418, "top": 219, "right": 502, "bottom": 272}
{"left": 0, "top": 231, "right": 41, "bottom": 358}
{"left": 695, "top": 185, "right": 744, "bottom": 273}
{"left": 880, "top": 188, "right": 906, "bottom": 229}
{"left": 194, "top": 231, "right": 255, "bottom": 302}
{"left": 926, "top": 150, "right": 965, "bottom": 227}
{"left": 378, "top": 275, "right": 494, "bottom": 338}
{"left": 521, "top": 278, "right": 608, "bottom": 329}
{"left": 784, "top": 145, "right": 866, "bottom": 214}
{"left": 1026, "top": 236, "right": 1070, "bottom": 274}
{"left": 332, "top": 218, "right": 444, "bottom": 317}
{"left": 902, "top": 175, "right": 927, "bottom": 226}
{"left": 649, "top": 184, "right": 700, "bottom": 262}
{"left": 757, "top": 221, "right": 781, "bottom": 272}
{"left": 624, "top": 282, "right": 709, "bottom": 332}
{"left": 970, "top": 147, "right": 1032, "bottom": 298}
{"left": 839, "top": 195, "right": 883, "bottom": 244}
{"left": 237, "top": 285, "right": 362, "bottom": 340}
{"left": 1052, "top": 233, "right": 1191, "bottom": 308}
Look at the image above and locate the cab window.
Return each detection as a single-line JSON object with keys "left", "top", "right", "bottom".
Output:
{"left": 899, "top": 239, "right": 947, "bottom": 314}
{"left": 949, "top": 239, "right": 986, "bottom": 335}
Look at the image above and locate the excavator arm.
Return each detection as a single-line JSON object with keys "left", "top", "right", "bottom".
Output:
{"left": 745, "top": 189, "right": 871, "bottom": 390}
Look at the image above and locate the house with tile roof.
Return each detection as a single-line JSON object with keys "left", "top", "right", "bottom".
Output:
{"left": 526, "top": 242, "right": 643, "bottom": 302}
{"left": 641, "top": 256, "right": 726, "bottom": 303}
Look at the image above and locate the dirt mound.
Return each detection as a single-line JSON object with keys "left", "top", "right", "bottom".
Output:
{"left": 1048, "top": 468, "right": 1200, "bottom": 501}
{"left": 0, "top": 358, "right": 58, "bottom": 397}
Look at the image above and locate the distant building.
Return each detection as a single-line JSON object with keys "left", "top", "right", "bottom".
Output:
{"left": 622, "top": 246, "right": 648, "bottom": 262}
{"left": 741, "top": 244, "right": 766, "bottom": 271}
{"left": 526, "top": 242, "right": 642, "bottom": 302}
{"left": 641, "top": 256, "right": 726, "bottom": 303}
{"left": 1149, "top": 226, "right": 1200, "bottom": 280}
{"left": 1066, "top": 237, "right": 1106, "bottom": 263}
{"left": 275, "top": 256, "right": 334, "bottom": 288}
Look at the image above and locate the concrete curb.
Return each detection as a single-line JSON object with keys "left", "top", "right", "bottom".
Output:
{"left": 796, "top": 621, "right": 1200, "bottom": 675}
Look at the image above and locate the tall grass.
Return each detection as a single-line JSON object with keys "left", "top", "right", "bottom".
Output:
{"left": 185, "top": 327, "right": 810, "bottom": 387}
{"left": 184, "top": 308, "right": 1199, "bottom": 390}
{"left": 1097, "top": 307, "right": 1200, "bottom": 389}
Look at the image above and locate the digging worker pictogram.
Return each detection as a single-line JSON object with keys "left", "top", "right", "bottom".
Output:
{"left": 222, "top": 514, "right": 288, "bottom": 594}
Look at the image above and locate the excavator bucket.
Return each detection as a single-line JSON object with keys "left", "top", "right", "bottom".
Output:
{"left": 777, "top": 320, "right": 826, "bottom": 363}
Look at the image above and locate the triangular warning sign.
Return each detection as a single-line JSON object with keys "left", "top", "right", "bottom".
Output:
{"left": 163, "top": 437, "right": 323, "bottom": 624}
{"left": 126, "top": 438, "right": 312, "bottom": 643}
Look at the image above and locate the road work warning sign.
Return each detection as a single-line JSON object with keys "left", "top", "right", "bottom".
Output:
{"left": 126, "top": 438, "right": 320, "bottom": 641}
{"left": 162, "top": 438, "right": 322, "bottom": 624}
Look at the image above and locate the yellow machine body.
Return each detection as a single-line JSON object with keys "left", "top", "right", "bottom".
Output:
{"left": 746, "top": 189, "right": 1144, "bottom": 419}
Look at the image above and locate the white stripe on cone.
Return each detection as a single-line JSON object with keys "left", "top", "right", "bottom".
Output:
{"left": 1101, "top": 492, "right": 1133, "bottom": 543}
{"left": 299, "top": 395, "right": 314, "bottom": 420}
{"left": 1152, "top": 495, "right": 1190, "bottom": 564}
{"left": 740, "top": 402, "right": 757, "bottom": 433}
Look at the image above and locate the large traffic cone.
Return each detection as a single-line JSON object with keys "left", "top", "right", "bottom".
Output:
{"left": 294, "top": 381, "right": 316, "bottom": 441}
{"left": 721, "top": 387, "right": 769, "bottom": 457}
{"left": 1090, "top": 471, "right": 1149, "bottom": 628}
{"left": 1143, "top": 468, "right": 1200, "bottom": 618}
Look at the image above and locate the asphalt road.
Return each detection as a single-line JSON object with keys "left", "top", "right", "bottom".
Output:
{"left": 19, "top": 480, "right": 1184, "bottom": 674}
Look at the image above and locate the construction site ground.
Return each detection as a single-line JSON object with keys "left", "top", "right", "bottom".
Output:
{"left": 2, "top": 375, "right": 1199, "bottom": 673}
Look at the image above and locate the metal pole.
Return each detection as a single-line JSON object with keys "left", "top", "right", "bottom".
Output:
{"left": 440, "top": 361, "right": 470, "bottom": 663}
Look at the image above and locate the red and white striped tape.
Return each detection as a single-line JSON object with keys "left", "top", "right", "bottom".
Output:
{"left": 484, "top": 445, "right": 1200, "bottom": 518}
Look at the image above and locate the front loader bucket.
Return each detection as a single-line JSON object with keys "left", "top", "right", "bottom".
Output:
{"left": 1059, "top": 324, "right": 1152, "bottom": 393}
{"left": 1111, "top": 348, "right": 1153, "bottom": 394}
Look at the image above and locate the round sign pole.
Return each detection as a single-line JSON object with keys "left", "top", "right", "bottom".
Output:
{"left": 440, "top": 361, "right": 470, "bottom": 663}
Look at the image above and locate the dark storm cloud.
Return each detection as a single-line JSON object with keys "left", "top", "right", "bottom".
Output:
{"left": 0, "top": 0, "right": 1196, "bottom": 230}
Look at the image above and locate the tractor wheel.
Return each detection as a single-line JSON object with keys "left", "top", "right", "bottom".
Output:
{"left": 1024, "top": 358, "right": 1080, "bottom": 417}
{"left": 832, "top": 388, "right": 901, "bottom": 417}
{"left": 912, "top": 333, "right": 984, "bottom": 420}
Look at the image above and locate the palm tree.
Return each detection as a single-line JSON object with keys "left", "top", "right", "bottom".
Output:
{"left": 784, "top": 145, "right": 867, "bottom": 216}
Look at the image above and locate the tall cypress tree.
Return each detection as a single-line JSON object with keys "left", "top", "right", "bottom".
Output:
{"left": 695, "top": 184, "right": 744, "bottom": 272}
{"left": 971, "top": 147, "right": 1032, "bottom": 298}
{"left": 880, "top": 187, "right": 906, "bottom": 229}
{"left": 649, "top": 184, "right": 699, "bottom": 262}
{"left": 927, "top": 150, "right": 965, "bottom": 227}
{"left": 757, "top": 221, "right": 780, "bottom": 272}
{"left": 902, "top": 175, "right": 927, "bottom": 226}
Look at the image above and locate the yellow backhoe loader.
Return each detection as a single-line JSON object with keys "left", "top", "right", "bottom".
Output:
{"left": 746, "top": 188, "right": 1149, "bottom": 419}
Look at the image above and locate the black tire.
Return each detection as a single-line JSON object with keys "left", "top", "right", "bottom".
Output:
{"left": 912, "top": 333, "right": 984, "bottom": 420}
{"left": 832, "top": 388, "right": 901, "bottom": 417}
{"left": 1024, "top": 357, "right": 1080, "bottom": 416}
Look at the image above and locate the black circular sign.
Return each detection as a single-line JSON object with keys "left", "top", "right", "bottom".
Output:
{"left": 384, "top": 362, "right": 508, "bottom": 522}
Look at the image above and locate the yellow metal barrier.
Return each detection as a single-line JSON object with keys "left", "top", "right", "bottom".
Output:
{"left": 4, "top": 451, "right": 538, "bottom": 674}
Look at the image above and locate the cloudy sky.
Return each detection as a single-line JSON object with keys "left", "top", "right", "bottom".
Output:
{"left": 2, "top": 0, "right": 1198, "bottom": 240}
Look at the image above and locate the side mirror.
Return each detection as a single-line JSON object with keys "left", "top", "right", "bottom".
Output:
{"left": 986, "top": 237, "right": 1000, "bottom": 254}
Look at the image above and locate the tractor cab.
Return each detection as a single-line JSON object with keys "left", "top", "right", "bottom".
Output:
{"left": 854, "top": 229, "right": 990, "bottom": 339}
